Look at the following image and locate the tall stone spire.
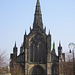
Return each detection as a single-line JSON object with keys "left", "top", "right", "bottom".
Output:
{"left": 33, "top": 0, "right": 43, "bottom": 30}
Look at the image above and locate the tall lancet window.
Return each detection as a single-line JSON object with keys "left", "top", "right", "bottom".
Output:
{"left": 30, "top": 43, "right": 33, "bottom": 62}
{"left": 38, "top": 42, "right": 46, "bottom": 63}
{"left": 38, "top": 42, "right": 43, "bottom": 63}
{"left": 42, "top": 44, "right": 46, "bottom": 63}
{"left": 33, "top": 44, "right": 38, "bottom": 62}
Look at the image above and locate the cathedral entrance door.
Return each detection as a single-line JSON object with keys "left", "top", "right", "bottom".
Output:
{"left": 29, "top": 65, "right": 46, "bottom": 75}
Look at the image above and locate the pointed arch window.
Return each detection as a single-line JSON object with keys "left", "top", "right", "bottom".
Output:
{"left": 30, "top": 43, "right": 33, "bottom": 62}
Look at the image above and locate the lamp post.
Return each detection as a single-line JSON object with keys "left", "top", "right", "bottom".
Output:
{"left": 68, "top": 43, "right": 75, "bottom": 75}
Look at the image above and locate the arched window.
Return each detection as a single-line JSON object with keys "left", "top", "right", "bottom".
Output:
{"left": 39, "top": 43, "right": 42, "bottom": 63}
{"left": 33, "top": 44, "right": 38, "bottom": 62}
{"left": 30, "top": 43, "right": 33, "bottom": 62}
{"left": 29, "top": 65, "right": 46, "bottom": 75}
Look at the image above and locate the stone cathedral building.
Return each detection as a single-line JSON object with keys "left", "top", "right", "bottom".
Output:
{"left": 10, "top": 0, "right": 65, "bottom": 75}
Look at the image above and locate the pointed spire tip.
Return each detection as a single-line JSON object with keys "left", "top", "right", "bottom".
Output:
{"left": 53, "top": 41, "right": 55, "bottom": 49}
{"left": 15, "top": 41, "right": 16, "bottom": 47}
{"left": 59, "top": 41, "right": 61, "bottom": 47}
{"left": 48, "top": 30, "right": 50, "bottom": 35}
{"left": 25, "top": 30, "right": 26, "bottom": 35}
{"left": 37, "top": 0, "right": 40, "bottom": 4}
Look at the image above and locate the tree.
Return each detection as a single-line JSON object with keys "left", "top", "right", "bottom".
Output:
{"left": 59, "top": 54, "right": 75, "bottom": 75}
{"left": 10, "top": 62, "right": 24, "bottom": 75}
{"left": 0, "top": 50, "right": 8, "bottom": 74}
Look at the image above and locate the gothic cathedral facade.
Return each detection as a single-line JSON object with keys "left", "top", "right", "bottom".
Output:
{"left": 10, "top": 0, "right": 65, "bottom": 75}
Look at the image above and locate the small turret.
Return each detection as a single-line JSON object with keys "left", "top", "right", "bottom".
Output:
{"left": 13, "top": 41, "right": 17, "bottom": 59}
{"left": 23, "top": 30, "right": 27, "bottom": 49}
{"left": 59, "top": 41, "right": 61, "bottom": 47}
{"left": 20, "top": 44, "right": 24, "bottom": 54}
{"left": 30, "top": 26, "right": 31, "bottom": 31}
{"left": 53, "top": 42, "right": 55, "bottom": 50}
{"left": 47, "top": 30, "right": 51, "bottom": 53}
{"left": 24, "top": 30, "right": 27, "bottom": 41}
{"left": 44, "top": 26, "right": 46, "bottom": 33}
{"left": 52, "top": 42, "right": 56, "bottom": 54}
{"left": 48, "top": 30, "right": 50, "bottom": 36}
{"left": 58, "top": 41, "right": 62, "bottom": 57}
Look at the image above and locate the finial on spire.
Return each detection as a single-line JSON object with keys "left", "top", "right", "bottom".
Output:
{"left": 15, "top": 41, "right": 16, "bottom": 47}
{"left": 48, "top": 30, "right": 50, "bottom": 35}
{"left": 44, "top": 26, "right": 46, "bottom": 33}
{"left": 37, "top": 0, "right": 40, "bottom": 4}
{"left": 25, "top": 30, "right": 26, "bottom": 35}
{"left": 59, "top": 41, "right": 61, "bottom": 47}
{"left": 30, "top": 26, "right": 31, "bottom": 31}
{"left": 45, "top": 26, "right": 46, "bottom": 30}
{"left": 52, "top": 41, "right": 56, "bottom": 54}
{"left": 53, "top": 41, "right": 55, "bottom": 49}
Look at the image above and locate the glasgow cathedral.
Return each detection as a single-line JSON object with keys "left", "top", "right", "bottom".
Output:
{"left": 10, "top": 0, "right": 65, "bottom": 75}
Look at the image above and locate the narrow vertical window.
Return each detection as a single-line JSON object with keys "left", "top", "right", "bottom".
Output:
{"left": 34, "top": 44, "right": 38, "bottom": 62}
{"left": 30, "top": 44, "right": 33, "bottom": 62}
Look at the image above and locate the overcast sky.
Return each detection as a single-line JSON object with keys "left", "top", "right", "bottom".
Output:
{"left": 0, "top": 0, "right": 75, "bottom": 60}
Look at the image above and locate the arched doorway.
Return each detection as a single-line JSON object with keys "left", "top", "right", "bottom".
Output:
{"left": 29, "top": 65, "right": 46, "bottom": 75}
